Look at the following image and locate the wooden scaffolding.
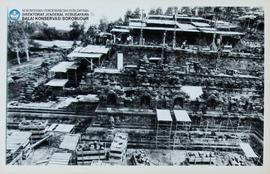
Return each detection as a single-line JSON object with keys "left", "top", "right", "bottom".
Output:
{"left": 173, "top": 110, "right": 192, "bottom": 150}
{"left": 155, "top": 109, "right": 172, "bottom": 149}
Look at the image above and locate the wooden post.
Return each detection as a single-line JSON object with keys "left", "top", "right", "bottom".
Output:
{"left": 173, "top": 11, "right": 177, "bottom": 49}
{"left": 139, "top": 9, "right": 144, "bottom": 45}
{"left": 75, "top": 70, "right": 77, "bottom": 86}
{"left": 161, "top": 31, "right": 166, "bottom": 60}
{"left": 91, "top": 58, "right": 93, "bottom": 71}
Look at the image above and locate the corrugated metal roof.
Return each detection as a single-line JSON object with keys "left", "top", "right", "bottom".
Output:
{"left": 127, "top": 25, "right": 200, "bottom": 32}
{"left": 59, "top": 134, "right": 80, "bottom": 151}
{"left": 148, "top": 14, "right": 173, "bottom": 19}
{"left": 156, "top": 109, "right": 172, "bottom": 122}
{"left": 73, "top": 46, "right": 83, "bottom": 52}
{"left": 176, "top": 23, "right": 198, "bottom": 31}
{"left": 111, "top": 28, "right": 130, "bottom": 33}
{"left": 149, "top": 57, "right": 162, "bottom": 61}
{"left": 202, "top": 30, "right": 245, "bottom": 36}
{"left": 94, "top": 68, "right": 120, "bottom": 74}
{"left": 67, "top": 52, "right": 103, "bottom": 58}
{"left": 47, "top": 124, "right": 74, "bottom": 133}
{"left": 174, "top": 110, "right": 191, "bottom": 122}
{"left": 7, "top": 131, "right": 32, "bottom": 154}
{"left": 129, "top": 21, "right": 147, "bottom": 27}
{"left": 49, "top": 61, "right": 75, "bottom": 73}
{"left": 45, "top": 79, "right": 68, "bottom": 87}
{"left": 240, "top": 143, "right": 258, "bottom": 158}
{"left": 191, "top": 22, "right": 210, "bottom": 27}
{"left": 146, "top": 19, "right": 175, "bottom": 25}
{"left": 79, "top": 45, "right": 109, "bottom": 54}
{"left": 67, "top": 45, "right": 109, "bottom": 59}
{"left": 177, "top": 16, "right": 205, "bottom": 20}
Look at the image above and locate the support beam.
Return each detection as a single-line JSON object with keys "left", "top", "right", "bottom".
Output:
{"left": 139, "top": 9, "right": 144, "bottom": 45}
{"left": 172, "top": 12, "right": 177, "bottom": 48}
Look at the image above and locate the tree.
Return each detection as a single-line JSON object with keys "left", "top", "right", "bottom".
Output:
{"left": 203, "top": 7, "right": 213, "bottom": 14}
{"left": 87, "top": 25, "right": 97, "bottom": 36}
{"left": 124, "top": 9, "right": 133, "bottom": 24}
{"left": 172, "top": 6, "right": 178, "bottom": 15}
{"left": 214, "top": 7, "right": 223, "bottom": 16}
{"left": 115, "top": 18, "right": 124, "bottom": 25}
{"left": 106, "top": 22, "right": 115, "bottom": 32}
{"left": 155, "top": 7, "right": 163, "bottom": 15}
{"left": 236, "top": 7, "right": 245, "bottom": 16}
{"left": 98, "top": 16, "right": 109, "bottom": 32}
{"left": 133, "top": 8, "right": 141, "bottom": 18}
{"left": 180, "top": 7, "right": 191, "bottom": 14}
{"left": 8, "top": 21, "right": 32, "bottom": 64}
{"left": 165, "top": 7, "right": 173, "bottom": 16}
{"left": 13, "top": 40, "right": 21, "bottom": 64}
{"left": 194, "top": 7, "right": 204, "bottom": 16}
{"left": 82, "top": 25, "right": 97, "bottom": 45}
{"left": 207, "top": 93, "right": 220, "bottom": 109}
{"left": 224, "top": 7, "right": 237, "bottom": 20}
{"left": 40, "top": 60, "right": 49, "bottom": 78}
{"left": 43, "top": 27, "right": 57, "bottom": 40}
{"left": 69, "top": 21, "right": 85, "bottom": 40}
{"left": 149, "top": 8, "right": 156, "bottom": 15}
{"left": 244, "top": 7, "right": 251, "bottom": 13}
{"left": 105, "top": 18, "right": 124, "bottom": 33}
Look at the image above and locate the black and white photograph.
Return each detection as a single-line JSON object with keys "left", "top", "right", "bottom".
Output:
{"left": 4, "top": 1, "right": 265, "bottom": 168}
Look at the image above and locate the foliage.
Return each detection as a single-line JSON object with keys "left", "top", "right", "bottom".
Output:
{"left": 69, "top": 21, "right": 85, "bottom": 40}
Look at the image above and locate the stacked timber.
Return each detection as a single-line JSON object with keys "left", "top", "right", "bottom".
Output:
{"left": 18, "top": 120, "right": 48, "bottom": 142}
{"left": 19, "top": 81, "right": 35, "bottom": 102}
{"left": 7, "top": 117, "right": 22, "bottom": 129}
{"left": 76, "top": 141, "right": 107, "bottom": 165}
{"left": 186, "top": 151, "right": 215, "bottom": 165}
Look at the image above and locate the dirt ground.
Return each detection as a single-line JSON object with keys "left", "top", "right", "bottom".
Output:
{"left": 8, "top": 51, "right": 63, "bottom": 101}
{"left": 21, "top": 143, "right": 255, "bottom": 166}
{"left": 126, "top": 149, "right": 186, "bottom": 166}
{"left": 22, "top": 146, "right": 59, "bottom": 165}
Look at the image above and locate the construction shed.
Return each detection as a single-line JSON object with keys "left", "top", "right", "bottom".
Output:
{"left": 67, "top": 45, "right": 111, "bottom": 71}
{"left": 48, "top": 61, "right": 81, "bottom": 87}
